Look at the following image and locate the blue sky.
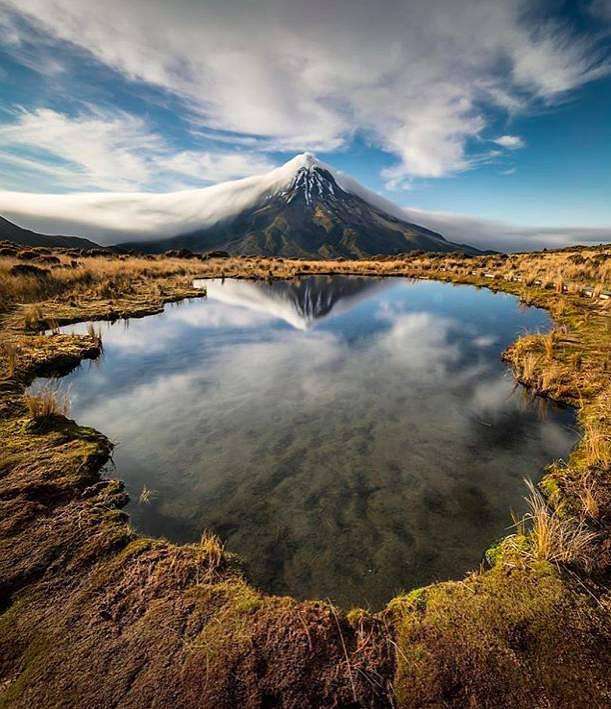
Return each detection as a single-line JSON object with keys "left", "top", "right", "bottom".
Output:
{"left": 0, "top": 0, "right": 610, "bottom": 249}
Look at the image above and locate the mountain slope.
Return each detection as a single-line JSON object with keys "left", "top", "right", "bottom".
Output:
{"left": 123, "top": 154, "right": 478, "bottom": 257}
{"left": 0, "top": 216, "right": 101, "bottom": 250}
{"left": 0, "top": 154, "right": 479, "bottom": 256}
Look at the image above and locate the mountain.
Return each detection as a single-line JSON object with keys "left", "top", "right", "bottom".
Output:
{"left": 201, "top": 275, "right": 390, "bottom": 330}
{"left": 0, "top": 154, "right": 479, "bottom": 256}
{"left": 0, "top": 216, "right": 102, "bottom": 250}
{"left": 121, "top": 154, "right": 479, "bottom": 257}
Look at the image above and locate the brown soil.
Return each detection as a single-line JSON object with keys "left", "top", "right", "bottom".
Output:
{"left": 0, "top": 245, "right": 609, "bottom": 707}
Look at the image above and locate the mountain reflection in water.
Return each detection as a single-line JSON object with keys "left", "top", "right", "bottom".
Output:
{"left": 37, "top": 276, "right": 578, "bottom": 608}
{"left": 196, "top": 275, "right": 391, "bottom": 329}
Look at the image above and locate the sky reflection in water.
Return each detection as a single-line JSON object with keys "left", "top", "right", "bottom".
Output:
{"left": 43, "top": 277, "right": 578, "bottom": 608}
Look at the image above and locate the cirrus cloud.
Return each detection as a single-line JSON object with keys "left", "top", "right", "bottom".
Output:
{"left": 1, "top": 0, "right": 609, "bottom": 183}
{"left": 0, "top": 107, "right": 276, "bottom": 191}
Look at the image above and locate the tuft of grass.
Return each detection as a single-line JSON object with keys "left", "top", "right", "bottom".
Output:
{"left": 47, "top": 317, "right": 60, "bottom": 334}
{"left": 579, "top": 392, "right": 611, "bottom": 468}
{"left": 520, "top": 352, "right": 541, "bottom": 382}
{"left": 577, "top": 473, "right": 600, "bottom": 521}
{"left": 508, "top": 480, "right": 598, "bottom": 570}
{"left": 23, "top": 304, "right": 43, "bottom": 330}
{"left": 543, "top": 330, "right": 555, "bottom": 361}
{"left": 199, "top": 530, "right": 225, "bottom": 576}
{"left": 86, "top": 322, "right": 103, "bottom": 350}
{"left": 24, "top": 384, "right": 70, "bottom": 419}
{"left": 1, "top": 341, "right": 18, "bottom": 377}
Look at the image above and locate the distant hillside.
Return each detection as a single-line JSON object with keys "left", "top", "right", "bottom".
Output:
{"left": 0, "top": 216, "right": 101, "bottom": 250}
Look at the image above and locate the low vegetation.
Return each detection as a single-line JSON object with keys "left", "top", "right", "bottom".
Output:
{"left": 23, "top": 383, "right": 70, "bottom": 420}
{"left": 0, "top": 240, "right": 608, "bottom": 707}
{"left": 507, "top": 480, "right": 599, "bottom": 570}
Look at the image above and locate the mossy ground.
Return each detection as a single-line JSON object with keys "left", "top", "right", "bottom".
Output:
{"left": 389, "top": 556, "right": 609, "bottom": 707}
{"left": 0, "top": 244, "right": 609, "bottom": 707}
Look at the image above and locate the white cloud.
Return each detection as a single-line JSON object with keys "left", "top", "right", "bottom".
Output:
{"left": 0, "top": 107, "right": 275, "bottom": 191}
{"left": 493, "top": 135, "right": 525, "bottom": 149}
{"left": 162, "top": 151, "right": 274, "bottom": 185}
{"left": 0, "top": 107, "right": 159, "bottom": 191}
{"left": 2, "top": 0, "right": 608, "bottom": 182}
{"left": 0, "top": 151, "right": 609, "bottom": 250}
{"left": 401, "top": 206, "right": 611, "bottom": 251}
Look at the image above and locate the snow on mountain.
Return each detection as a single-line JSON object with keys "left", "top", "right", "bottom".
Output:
{"left": 0, "top": 153, "right": 337, "bottom": 244}
{"left": 0, "top": 153, "right": 429, "bottom": 245}
{"left": 0, "top": 153, "right": 480, "bottom": 255}
{"left": 199, "top": 274, "right": 390, "bottom": 330}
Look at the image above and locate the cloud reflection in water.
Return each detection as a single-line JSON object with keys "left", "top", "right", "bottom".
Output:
{"left": 45, "top": 277, "right": 578, "bottom": 608}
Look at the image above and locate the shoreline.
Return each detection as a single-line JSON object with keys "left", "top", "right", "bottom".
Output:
{"left": 1, "top": 248, "right": 609, "bottom": 706}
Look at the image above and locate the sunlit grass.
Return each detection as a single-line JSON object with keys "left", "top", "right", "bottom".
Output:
{"left": 1, "top": 341, "right": 18, "bottom": 377}
{"left": 24, "top": 383, "right": 70, "bottom": 419}
{"left": 508, "top": 480, "right": 598, "bottom": 570}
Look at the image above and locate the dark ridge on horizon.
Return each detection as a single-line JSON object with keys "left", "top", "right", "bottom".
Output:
{"left": 0, "top": 215, "right": 102, "bottom": 250}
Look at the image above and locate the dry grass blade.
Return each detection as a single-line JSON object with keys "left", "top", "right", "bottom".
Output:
{"left": 329, "top": 600, "right": 358, "bottom": 704}
{"left": 138, "top": 484, "right": 157, "bottom": 505}
{"left": 577, "top": 472, "right": 600, "bottom": 521}
{"left": 198, "top": 530, "right": 225, "bottom": 577}
{"left": 543, "top": 330, "right": 555, "bottom": 360}
{"left": 511, "top": 480, "right": 599, "bottom": 570}
{"left": 1, "top": 341, "right": 18, "bottom": 377}
{"left": 24, "top": 383, "right": 70, "bottom": 419}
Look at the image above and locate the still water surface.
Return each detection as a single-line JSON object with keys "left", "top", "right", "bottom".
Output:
{"left": 39, "top": 277, "right": 577, "bottom": 608}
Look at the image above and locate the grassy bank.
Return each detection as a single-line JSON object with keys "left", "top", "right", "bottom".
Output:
{"left": 0, "top": 242, "right": 609, "bottom": 707}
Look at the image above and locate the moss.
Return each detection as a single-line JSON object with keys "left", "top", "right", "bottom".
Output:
{"left": 0, "top": 247, "right": 608, "bottom": 706}
{"left": 185, "top": 580, "right": 267, "bottom": 663}
{"left": 346, "top": 607, "right": 367, "bottom": 625}
{"left": 391, "top": 562, "right": 610, "bottom": 707}
{"left": 484, "top": 540, "right": 505, "bottom": 567}
{"left": 540, "top": 474, "right": 561, "bottom": 501}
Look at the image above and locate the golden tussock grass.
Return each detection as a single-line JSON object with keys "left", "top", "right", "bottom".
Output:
{"left": 23, "top": 303, "right": 43, "bottom": 330}
{"left": 1, "top": 244, "right": 609, "bottom": 320}
{"left": 198, "top": 530, "right": 226, "bottom": 578}
{"left": 579, "top": 390, "right": 611, "bottom": 468}
{"left": 543, "top": 330, "right": 555, "bottom": 360}
{"left": 509, "top": 480, "right": 598, "bottom": 571}
{"left": 0, "top": 251, "right": 196, "bottom": 315}
{"left": 24, "top": 383, "right": 70, "bottom": 419}
{"left": 577, "top": 472, "right": 600, "bottom": 521}
{"left": 519, "top": 351, "right": 542, "bottom": 382}
{"left": 1, "top": 341, "right": 18, "bottom": 377}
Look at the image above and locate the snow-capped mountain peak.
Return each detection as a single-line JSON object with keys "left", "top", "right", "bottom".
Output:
{"left": 0, "top": 153, "right": 480, "bottom": 256}
{"left": 284, "top": 152, "right": 320, "bottom": 171}
{"left": 278, "top": 154, "right": 341, "bottom": 206}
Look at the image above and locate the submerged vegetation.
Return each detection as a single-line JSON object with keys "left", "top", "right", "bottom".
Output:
{"left": 0, "top": 240, "right": 609, "bottom": 706}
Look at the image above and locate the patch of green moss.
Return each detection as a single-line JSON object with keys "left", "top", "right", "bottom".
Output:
{"left": 484, "top": 540, "right": 505, "bottom": 567}
{"left": 386, "top": 586, "right": 429, "bottom": 618}
{"left": 346, "top": 607, "right": 367, "bottom": 625}
{"left": 390, "top": 561, "right": 609, "bottom": 707}
{"left": 184, "top": 579, "right": 267, "bottom": 663}
{"left": 0, "top": 616, "right": 52, "bottom": 708}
